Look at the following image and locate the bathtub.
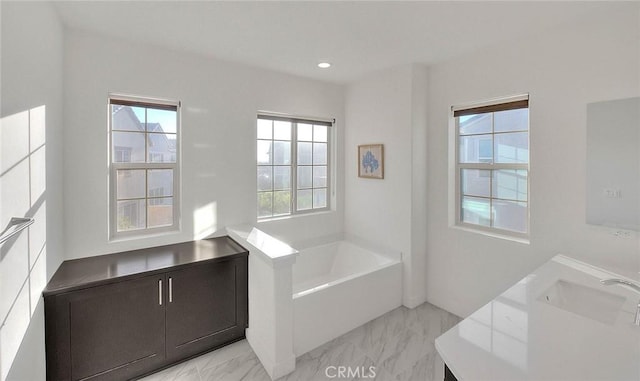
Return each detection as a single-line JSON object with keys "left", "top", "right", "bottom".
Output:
{"left": 292, "top": 240, "right": 402, "bottom": 356}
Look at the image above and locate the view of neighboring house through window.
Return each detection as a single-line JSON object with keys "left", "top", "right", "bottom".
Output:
{"left": 454, "top": 96, "right": 529, "bottom": 236}
{"left": 257, "top": 114, "right": 331, "bottom": 219}
{"left": 109, "top": 96, "right": 179, "bottom": 237}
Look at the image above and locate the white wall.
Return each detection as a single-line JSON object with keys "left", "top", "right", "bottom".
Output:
{"left": 0, "top": 2, "right": 65, "bottom": 380}
{"left": 63, "top": 30, "right": 345, "bottom": 259}
{"left": 425, "top": 3, "right": 640, "bottom": 318}
{"left": 410, "top": 65, "right": 429, "bottom": 308}
{"left": 344, "top": 64, "right": 428, "bottom": 307}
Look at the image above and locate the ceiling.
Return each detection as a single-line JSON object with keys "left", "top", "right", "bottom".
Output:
{"left": 52, "top": 1, "right": 613, "bottom": 84}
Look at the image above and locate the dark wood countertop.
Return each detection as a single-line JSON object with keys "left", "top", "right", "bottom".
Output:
{"left": 43, "top": 236, "right": 248, "bottom": 297}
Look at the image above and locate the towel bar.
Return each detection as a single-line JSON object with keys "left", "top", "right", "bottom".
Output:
{"left": 0, "top": 217, "right": 35, "bottom": 245}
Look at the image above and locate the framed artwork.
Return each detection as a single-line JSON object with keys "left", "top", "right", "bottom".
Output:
{"left": 358, "top": 144, "right": 384, "bottom": 179}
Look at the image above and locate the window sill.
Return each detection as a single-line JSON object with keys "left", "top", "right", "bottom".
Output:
{"left": 257, "top": 209, "right": 334, "bottom": 223}
{"left": 109, "top": 227, "right": 181, "bottom": 244}
{"left": 450, "top": 224, "right": 530, "bottom": 245}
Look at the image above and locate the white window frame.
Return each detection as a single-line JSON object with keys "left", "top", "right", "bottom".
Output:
{"left": 108, "top": 94, "right": 181, "bottom": 240}
{"left": 452, "top": 94, "right": 530, "bottom": 240}
{"left": 257, "top": 112, "right": 333, "bottom": 220}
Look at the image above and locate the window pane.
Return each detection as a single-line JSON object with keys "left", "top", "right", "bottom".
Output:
{"left": 148, "top": 197, "right": 173, "bottom": 228}
{"left": 273, "top": 166, "right": 291, "bottom": 190}
{"left": 461, "top": 196, "right": 491, "bottom": 227}
{"left": 459, "top": 113, "right": 492, "bottom": 135}
{"left": 493, "top": 200, "right": 527, "bottom": 233}
{"left": 313, "top": 189, "right": 327, "bottom": 208}
{"left": 297, "top": 189, "right": 312, "bottom": 210}
{"left": 257, "top": 140, "right": 272, "bottom": 165}
{"left": 117, "top": 199, "right": 146, "bottom": 231}
{"left": 314, "top": 125, "right": 328, "bottom": 142}
{"left": 117, "top": 170, "right": 145, "bottom": 199}
{"left": 298, "top": 123, "right": 313, "bottom": 141}
{"left": 111, "top": 98, "right": 181, "bottom": 236}
{"left": 113, "top": 132, "right": 145, "bottom": 163}
{"left": 257, "top": 119, "right": 273, "bottom": 139}
{"left": 494, "top": 132, "right": 528, "bottom": 163}
{"left": 459, "top": 135, "right": 493, "bottom": 163}
{"left": 257, "top": 166, "right": 272, "bottom": 191}
{"left": 273, "top": 191, "right": 291, "bottom": 216}
{"left": 148, "top": 133, "right": 177, "bottom": 163}
{"left": 494, "top": 108, "right": 528, "bottom": 133}
{"left": 274, "top": 121, "right": 291, "bottom": 140}
{"left": 461, "top": 169, "right": 490, "bottom": 198}
{"left": 298, "top": 142, "right": 312, "bottom": 165}
{"left": 257, "top": 117, "right": 332, "bottom": 217}
{"left": 148, "top": 169, "right": 173, "bottom": 197}
{"left": 112, "top": 105, "right": 145, "bottom": 131}
{"left": 313, "top": 166, "right": 327, "bottom": 187}
{"left": 258, "top": 192, "right": 273, "bottom": 218}
{"left": 147, "top": 108, "right": 177, "bottom": 133}
{"left": 313, "top": 143, "right": 327, "bottom": 165}
{"left": 297, "top": 166, "right": 312, "bottom": 189}
{"left": 273, "top": 141, "right": 291, "bottom": 165}
{"left": 493, "top": 170, "right": 527, "bottom": 201}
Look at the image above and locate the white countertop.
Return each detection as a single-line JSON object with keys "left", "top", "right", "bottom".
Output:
{"left": 225, "top": 225, "right": 298, "bottom": 265}
{"left": 435, "top": 255, "right": 640, "bottom": 381}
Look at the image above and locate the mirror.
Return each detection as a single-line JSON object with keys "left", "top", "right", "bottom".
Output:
{"left": 586, "top": 97, "right": 640, "bottom": 230}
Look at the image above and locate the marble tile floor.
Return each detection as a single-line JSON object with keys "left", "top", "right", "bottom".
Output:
{"left": 139, "top": 302, "right": 461, "bottom": 381}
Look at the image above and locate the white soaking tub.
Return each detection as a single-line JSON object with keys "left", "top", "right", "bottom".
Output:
{"left": 292, "top": 240, "right": 402, "bottom": 356}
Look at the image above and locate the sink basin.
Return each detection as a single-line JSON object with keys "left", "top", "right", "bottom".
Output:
{"left": 538, "top": 279, "right": 626, "bottom": 325}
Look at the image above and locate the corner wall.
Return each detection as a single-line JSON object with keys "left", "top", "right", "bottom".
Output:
{"left": 344, "top": 64, "right": 428, "bottom": 307}
{"left": 0, "top": 2, "right": 65, "bottom": 380}
{"left": 425, "top": 3, "right": 640, "bottom": 317}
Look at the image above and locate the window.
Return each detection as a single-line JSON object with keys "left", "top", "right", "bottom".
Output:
{"left": 454, "top": 95, "right": 529, "bottom": 237}
{"left": 109, "top": 96, "right": 180, "bottom": 237}
{"left": 257, "top": 114, "right": 332, "bottom": 219}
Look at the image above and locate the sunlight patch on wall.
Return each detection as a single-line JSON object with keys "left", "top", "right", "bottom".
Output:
{"left": 193, "top": 202, "right": 217, "bottom": 240}
{"left": 0, "top": 105, "right": 47, "bottom": 381}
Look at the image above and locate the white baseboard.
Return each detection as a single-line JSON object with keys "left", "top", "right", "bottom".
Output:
{"left": 403, "top": 293, "right": 427, "bottom": 309}
{"left": 246, "top": 330, "right": 295, "bottom": 380}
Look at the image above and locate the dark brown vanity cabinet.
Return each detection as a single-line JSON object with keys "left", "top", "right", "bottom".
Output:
{"left": 165, "top": 259, "right": 247, "bottom": 362}
{"left": 43, "top": 237, "right": 248, "bottom": 381}
{"left": 46, "top": 274, "right": 167, "bottom": 381}
{"left": 444, "top": 365, "right": 459, "bottom": 381}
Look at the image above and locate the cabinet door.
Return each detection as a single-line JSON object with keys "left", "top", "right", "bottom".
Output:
{"left": 165, "top": 258, "right": 247, "bottom": 360}
{"left": 55, "top": 274, "right": 166, "bottom": 381}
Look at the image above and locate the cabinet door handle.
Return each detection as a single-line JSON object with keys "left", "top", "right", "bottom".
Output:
{"left": 169, "top": 277, "right": 173, "bottom": 303}
{"left": 158, "top": 279, "right": 163, "bottom": 306}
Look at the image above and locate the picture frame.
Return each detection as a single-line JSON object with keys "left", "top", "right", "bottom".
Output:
{"left": 358, "top": 144, "right": 384, "bottom": 179}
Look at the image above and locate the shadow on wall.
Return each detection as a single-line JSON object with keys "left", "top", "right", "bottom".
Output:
{"left": 0, "top": 105, "right": 47, "bottom": 381}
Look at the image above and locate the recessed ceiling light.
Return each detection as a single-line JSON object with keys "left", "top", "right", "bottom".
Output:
{"left": 318, "top": 62, "right": 331, "bottom": 69}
